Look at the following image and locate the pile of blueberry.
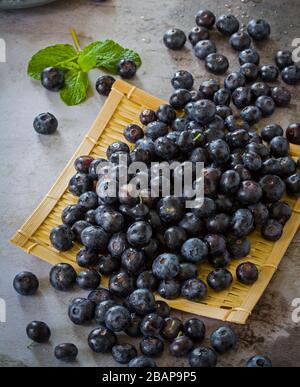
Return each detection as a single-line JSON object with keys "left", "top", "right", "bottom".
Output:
{"left": 13, "top": 271, "right": 272, "bottom": 367}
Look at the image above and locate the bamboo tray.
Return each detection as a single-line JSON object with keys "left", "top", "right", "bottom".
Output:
{"left": 11, "top": 80, "right": 300, "bottom": 325}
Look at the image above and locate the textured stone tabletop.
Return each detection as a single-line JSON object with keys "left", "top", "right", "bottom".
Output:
{"left": 0, "top": 0, "right": 299, "bottom": 367}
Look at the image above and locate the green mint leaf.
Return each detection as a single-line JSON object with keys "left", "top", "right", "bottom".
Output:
{"left": 27, "top": 44, "right": 78, "bottom": 80}
{"left": 78, "top": 40, "right": 142, "bottom": 74}
{"left": 60, "top": 70, "right": 89, "bottom": 106}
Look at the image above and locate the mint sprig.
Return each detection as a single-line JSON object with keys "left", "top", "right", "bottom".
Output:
{"left": 27, "top": 32, "right": 142, "bottom": 106}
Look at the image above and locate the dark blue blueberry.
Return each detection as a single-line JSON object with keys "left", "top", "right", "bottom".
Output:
{"left": 240, "top": 63, "right": 259, "bottom": 82}
{"left": 236, "top": 262, "right": 259, "bottom": 285}
{"left": 205, "top": 234, "right": 227, "bottom": 257}
{"left": 88, "top": 157, "right": 107, "bottom": 180}
{"left": 232, "top": 87, "right": 252, "bottom": 110}
{"left": 54, "top": 343, "right": 78, "bottom": 362}
{"left": 189, "top": 26, "right": 210, "bottom": 46}
{"left": 261, "top": 124, "right": 283, "bottom": 142}
{"left": 97, "top": 254, "right": 120, "bottom": 275}
{"left": 286, "top": 173, "right": 300, "bottom": 196}
{"left": 189, "top": 347, "right": 217, "bottom": 367}
{"left": 194, "top": 40, "right": 216, "bottom": 59}
{"left": 231, "top": 209, "right": 254, "bottom": 237}
{"left": 125, "top": 313, "right": 142, "bottom": 337}
{"left": 170, "top": 336, "right": 194, "bottom": 357}
{"left": 214, "top": 88, "right": 231, "bottom": 106}
{"left": 261, "top": 219, "right": 283, "bottom": 241}
{"left": 41, "top": 67, "right": 64, "bottom": 91}
{"left": 210, "top": 326, "right": 236, "bottom": 353}
{"left": 13, "top": 271, "right": 39, "bottom": 296}
{"left": 179, "top": 212, "right": 204, "bottom": 237}
{"left": 109, "top": 272, "right": 135, "bottom": 297}
{"left": 140, "top": 336, "right": 164, "bottom": 357}
{"left": 169, "top": 89, "right": 192, "bottom": 110}
{"left": 161, "top": 317, "right": 183, "bottom": 341}
{"left": 49, "top": 263, "right": 77, "bottom": 291}
{"left": 260, "top": 64, "right": 279, "bottom": 82}
{"left": 68, "top": 297, "right": 95, "bottom": 325}
{"left": 163, "top": 28, "right": 186, "bottom": 50}
{"left": 275, "top": 50, "right": 294, "bottom": 70}
{"left": 192, "top": 197, "right": 216, "bottom": 219}
{"left": 207, "top": 269, "right": 233, "bottom": 291}
{"left": 76, "top": 269, "right": 101, "bottom": 290}
{"left": 190, "top": 99, "right": 216, "bottom": 124}
{"left": 208, "top": 250, "right": 231, "bottom": 269}
{"left": 104, "top": 305, "right": 131, "bottom": 332}
{"left": 195, "top": 9, "right": 216, "bottom": 29}
{"left": 158, "top": 196, "right": 184, "bottom": 224}
{"left": 181, "top": 278, "right": 207, "bottom": 301}
{"left": 227, "top": 129, "right": 250, "bottom": 149}
{"left": 75, "top": 155, "right": 94, "bottom": 174}
{"left": 95, "top": 300, "right": 117, "bottom": 324}
{"left": 88, "top": 325, "right": 117, "bottom": 353}
{"left": 259, "top": 174, "right": 286, "bottom": 202}
{"left": 270, "top": 136, "right": 290, "bottom": 157}
{"left": 172, "top": 117, "right": 189, "bottom": 132}
{"left": 247, "top": 19, "right": 271, "bottom": 41}
{"left": 121, "top": 248, "right": 146, "bottom": 274}
{"left": 33, "top": 112, "right": 58, "bottom": 135}
{"left": 140, "top": 313, "right": 164, "bottom": 336}
{"left": 249, "top": 203, "right": 269, "bottom": 226}
{"left": 26, "top": 321, "right": 51, "bottom": 343}
{"left": 106, "top": 141, "right": 130, "bottom": 159}
{"left": 95, "top": 75, "right": 115, "bottom": 96}
{"left": 124, "top": 124, "right": 143, "bottom": 144}
{"left": 61, "top": 204, "right": 85, "bottom": 227}
{"left": 128, "top": 289, "right": 155, "bottom": 316}
{"left": 117, "top": 59, "right": 137, "bottom": 79}
{"left": 281, "top": 65, "right": 300, "bottom": 85}
{"left": 164, "top": 226, "right": 187, "bottom": 251}
{"left": 286, "top": 123, "right": 300, "bottom": 145}
{"left": 171, "top": 70, "right": 194, "bottom": 90}
{"left": 239, "top": 48, "right": 260, "bottom": 65}
{"left": 127, "top": 221, "right": 152, "bottom": 247}
{"left": 229, "top": 31, "right": 251, "bottom": 51}
{"left": 206, "top": 213, "right": 231, "bottom": 234}
{"left": 156, "top": 104, "right": 176, "bottom": 124}
{"left": 152, "top": 253, "right": 180, "bottom": 279}
{"left": 242, "top": 151, "right": 262, "bottom": 171}
{"left": 246, "top": 355, "right": 272, "bottom": 368}
{"left": 81, "top": 226, "right": 109, "bottom": 251}
{"left": 68, "top": 172, "right": 94, "bottom": 196}
{"left": 112, "top": 344, "right": 137, "bottom": 364}
{"left": 155, "top": 136, "right": 179, "bottom": 159}
{"left": 237, "top": 180, "right": 263, "bottom": 205}
{"left": 158, "top": 279, "right": 181, "bottom": 299}
{"left": 181, "top": 238, "right": 208, "bottom": 264}
{"left": 78, "top": 191, "right": 98, "bottom": 211}
{"left": 108, "top": 232, "right": 128, "bottom": 258}
{"left": 153, "top": 300, "right": 171, "bottom": 318}
{"left": 224, "top": 72, "right": 246, "bottom": 92}
{"left": 216, "top": 14, "right": 240, "bottom": 36}
{"left": 199, "top": 79, "right": 220, "bottom": 100}
{"left": 184, "top": 318, "right": 206, "bottom": 342}
{"left": 140, "top": 109, "right": 157, "bottom": 125}
{"left": 225, "top": 115, "right": 250, "bottom": 132}
{"left": 227, "top": 237, "right": 251, "bottom": 259}
{"left": 205, "top": 53, "right": 229, "bottom": 75}
{"left": 207, "top": 139, "right": 230, "bottom": 164}
{"left": 136, "top": 271, "right": 159, "bottom": 292}
{"left": 76, "top": 247, "right": 99, "bottom": 268}
{"left": 251, "top": 82, "right": 270, "bottom": 99}
{"left": 240, "top": 105, "right": 262, "bottom": 125}
{"left": 88, "top": 288, "right": 112, "bottom": 304}
{"left": 128, "top": 356, "right": 156, "bottom": 367}
{"left": 255, "top": 96, "right": 275, "bottom": 117}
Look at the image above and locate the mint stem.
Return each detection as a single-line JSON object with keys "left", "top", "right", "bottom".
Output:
{"left": 70, "top": 28, "right": 81, "bottom": 52}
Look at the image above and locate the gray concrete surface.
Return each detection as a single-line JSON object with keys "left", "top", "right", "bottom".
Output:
{"left": 0, "top": 0, "right": 300, "bottom": 367}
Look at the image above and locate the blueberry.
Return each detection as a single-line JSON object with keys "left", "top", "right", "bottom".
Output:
{"left": 153, "top": 301, "right": 171, "bottom": 318}
{"left": 54, "top": 343, "right": 78, "bottom": 362}
{"left": 76, "top": 269, "right": 101, "bottom": 290}
{"left": 227, "top": 129, "right": 250, "bottom": 149}
{"left": 242, "top": 151, "right": 262, "bottom": 171}
{"left": 88, "top": 326, "right": 117, "bottom": 353}
{"left": 228, "top": 237, "right": 251, "bottom": 259}
{"left": 184, "top": 318, "right": 206, "bottom": 342}
{"left": 33, "top": 112, "right": 58, "bottom": 135}
{"left": 189, "top": 347, "right": 217, "bottom": 367}
{"left": 260, "top": 174, "right": 286, "bottom": 202}
{"left": 107, "top": 141, "right": 130, "bottom": 159}
{"left": 81, "top": 226, "right": 109, "bottom": 251}
{"left": 117, "top": 59, "right": 137, "bottom": 79}
{"left": 170, "top": 336, "right": 194, "bottom": 357}
{"left": 125, "top": 313, "right": 142, "bottom": 337}
{"left": 155, "top": 136, "right": 179, "bottom": 159}
{"left": 260, "top": 65, "right": 279, "bottom": 82}
{"left": 224, "top": 72, "right": 246, "bottom": 92}
{"left": 171, "top": 70, "right": 194, "bottom": 90}
{"left": 261, "top": 124, "right": 284, "bottom": 142}
{"left": 195, "top": 9, "right": 216, "bottom": 29}
{"left": 210, "top": 326, "right": 236, "bottom": 353}
{"left": 251, "top": 82, "right": 270, "bottom": 99}
{"left": 261, "top": 156, "right": 281, "bottom": 175}
{"left": 286, "top": 173, "right": 300, "bottom": 196}
{"left": 231, "top": 209, "right": 254, "bottom": 237}
{"left": 158, "top": 279, "right": 181, "bottom": 299}
{"left": 207, "top": 269, "right": 233, "bottom": 291}
{"left": 142, "top": 238, "right": 159, "bottom": 260}
{"left": 68, "top": 297, "right": 95, "bottom": 325}
{"left": 163, "top": 226, "right": 187, "bottom": 251}
{"left": 208, "top": 250, "right": 231, "bottom": 269}
{"left": 127, "top": 221, "right": 152, "bottom": 247}
{"left": 189, "top": 147, "right": 209, "bottom": 164}
{"left": 152, "top": 253, "right": 180, "bottom": 280}
{"left": 158, "top": 196, "right": 184, "bottom": 224}
{"left": 232, "top": 87, "right": 252, "bottom": 110}
{"left": 156, "top": 104, "right": 176, "bottom": 125}
{"left": 68, "top": 172, "right": 94, "bottom": 196}
{"left": 163, "top": 28, "right": 186, "bottom": 50}
{"left": 124, "top": 124, "right": 144, "bottom": 144}
{"left": 261, "top": 219, "right": 283, "bottom": 241}
{"left": 204, "top": 234, "right": 226, "bottom": 256}
{"left": 215, "top": 194, "right": 235, "bottom": 214}
{"left": 140, "top": 313, "right": 164, "bottom": 336}
{"left": 190, "top": 90, "right": 204, "bottom": 102}
{"left": 205, "top": 53, "right": 229, "bottom": 75}
{"left": 74, "top": 155, "right": 94, "bottom": 174}
{"left": 61, "top": 204, "right": 86, "bottom": 227}
{"left": 104, "top": 305, "right": 131, "bottom": 332}
{"left": 140, "top": 336, "right": 164, "bottom": 357}
{"left": 88, "top": 288, "right": 112, "bottom": 304}
{"left": 246, "top": 355, "right": 272, "bottom": 368}
{"left": 78, "top": 192, "right": 98, "bottom": 212}
{"left": 161, "top": 317, "right": 183, "bottom": 341}
{"left": 26, "top": 321, "right": 51, "bottom": 343}
{"left": 95, "top": 75, "right": 115, "bottom": 96}
{"left": 238, "top": 180, "right": 263, "bottom": 205}
{"left": 109, "top": 272, "right": 134, "bottom": 297}
{"left": 128, "top": 289, "right": 155, "bottom": 316}
{"left": 171, "top": 117, "right": 189, "bottom": 132}
{"left": 49, "top": 263, "right": 77, "bottom": 291}
{"left": 112, "top": 344, "right": 137, "bottom": 364}
{"left": 216, "top": 14, "right": 239, "bottom": 36}
{"left": 108, "top": 232, "right": 128, "bottom": 258}
{"left": 128, "top": 356, "right": 156, "bottom": 367}
{"left": 180, "top": 238, "right": 208, "bottom": 263}
{"left": 281, "top": 65, "right": 300, "bottom": 85}
{"left": 275, "top": 50, "right": 294, "bottom": 70}
{"left": 229, "top": 31, "right": 251, "bottom": 51}
{"left": 240, "top": 106, "right": 262, "bottom": 125}
{"left": 97, "top": 254, "right": 120, "bottom": 275}
{"left": 194, "top": 40, "right": 216, "bottom": 60}
{"left": 121, "top": 248, "right": 146, "bottom": 274}
{"left": 277, "top": 156, "right": 296, "bottom": 178}
{"left": 208, "top": 139, "right": 230, "bottom": 165}
{"left": 214, "top": 88, "right": 231, "bottom": 106}
{"left": 181, "top": 278, "right": 207, "bottom": 301}
{"left": 206, "top": 213, "right": 231, "bottom": 234}
{"left": 240, "top": 63, "right": 259, "bottom": 82}
{"left": 179, "top": 212, "right": 204, "bottom": 237}
{"left": 286, "top": 123, "right": 300, "bottom": 145}
{"left": 225, "top": 115, "right": 250, "bottom": 132}
{"left": 189, "top": 26, "right": 210, "bottom": 46}
{"left": 247, "top": 19, "right": 270, "bottom": 41}
{"left": 239, "top": 48, "right": 260, "bottom": 65}
{"left": 140, "top": 109, "right": 157, "bottom": 125}
{"left": 94, "top": 300, "right": 117, "bottom": 324}
{"left": 41, "top": 67, "right": 64, "bottom": 91}
{"left": 270, "top": 136, "right": 290, "bottom": 157}
{"left": 236, "top": 262, "right": 259, "bottom": 285}
{"left": 13, "top": 272, "right": 39, "bottom": 296}
{"left": 190, "top": 99, "right": 216, "bottom": 124}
